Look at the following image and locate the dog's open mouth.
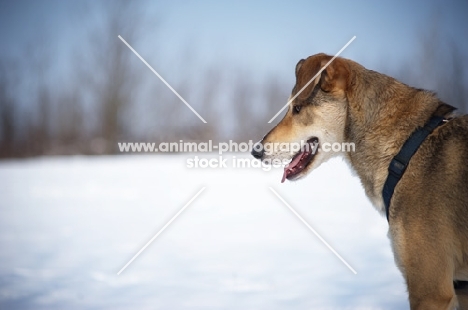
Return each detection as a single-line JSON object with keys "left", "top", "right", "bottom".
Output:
{"left": 281, "top": 137, "right": 319, "bottom": 183}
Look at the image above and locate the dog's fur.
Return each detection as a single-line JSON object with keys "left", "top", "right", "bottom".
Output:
{"left": 254, "top": 54, "right": 468, "bottom": 309}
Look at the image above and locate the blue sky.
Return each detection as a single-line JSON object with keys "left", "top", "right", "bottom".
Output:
{"left": 151, "top": 0, "right": 468, "bottom": 81}
{"left": 1, "top": 0, "right": 467, "bottom": 80}
{"left": 0, "top": 0, "right": 468, "bottom": 67}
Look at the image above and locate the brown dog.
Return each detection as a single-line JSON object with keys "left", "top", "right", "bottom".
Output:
{"left": 252, "top": 53, "right": 468, "bottom": 309}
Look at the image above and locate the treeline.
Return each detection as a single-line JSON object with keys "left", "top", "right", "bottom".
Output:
{"left": 0, "top": 2, "right": 466, "bottom": 159}
{"left": 0, "top": 1, "right": 291, "bottom": 158}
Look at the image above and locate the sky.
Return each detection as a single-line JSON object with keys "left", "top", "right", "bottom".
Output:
{"left": 1, "top": 0, "right": 467, "bottom": 84}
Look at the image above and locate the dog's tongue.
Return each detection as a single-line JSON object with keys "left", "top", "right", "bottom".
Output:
{"left": 281, "top": 152, "right": 305, "bottom": 183}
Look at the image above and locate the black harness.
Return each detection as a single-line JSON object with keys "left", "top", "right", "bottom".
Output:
{"left": 382, "top": 115, "right": 447, "bottom": 221}
{"left": 381, "top": 114, "right": 468, "bottom": 289}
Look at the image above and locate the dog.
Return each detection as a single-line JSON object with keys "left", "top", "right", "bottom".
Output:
{"left": 251, "top": 53, "right": 468, "bottom": 309}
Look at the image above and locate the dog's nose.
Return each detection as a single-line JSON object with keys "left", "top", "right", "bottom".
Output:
{"left": 251, "top": 142, "right": 264, "bottom": 159}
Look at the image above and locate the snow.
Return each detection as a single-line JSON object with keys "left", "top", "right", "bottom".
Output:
{"left": 0, "top": 154, "right": 408, "bottom": 309}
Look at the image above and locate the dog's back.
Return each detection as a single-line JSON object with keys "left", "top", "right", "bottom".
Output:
{"left": 254, "top": 53, "right": 468, "bottom": 309}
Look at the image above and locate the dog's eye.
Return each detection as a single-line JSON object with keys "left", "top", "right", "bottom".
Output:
{"left": 293, "top": 105, "right": 302, "bottom": 114}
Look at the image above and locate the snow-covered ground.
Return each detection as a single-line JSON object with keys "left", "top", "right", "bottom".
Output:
{"left": 0, "top": 154, "right": 408, "bottom": 309}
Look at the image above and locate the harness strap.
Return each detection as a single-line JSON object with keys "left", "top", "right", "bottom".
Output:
{"left": 454, "top": 280, "right": 468, "bottom": 290}
{"left": 382, "top": 115, "right": 446, "bottom": 221}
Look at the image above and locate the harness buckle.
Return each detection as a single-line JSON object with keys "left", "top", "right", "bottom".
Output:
{"left": 388, "top": 158, "right": 406, "bottom": 178}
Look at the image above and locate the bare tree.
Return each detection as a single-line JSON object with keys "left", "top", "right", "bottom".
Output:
{"left": 0, "top": 62, "right": 16, "bottom": 157}
{"left": 82, "top": 0, "right": 149, "bottom": 153}
{"left": 229, "top": 71, "right": 256, "bottom": 142}
{"left": 48, "top": 88, "right": 84, "bottom": 154}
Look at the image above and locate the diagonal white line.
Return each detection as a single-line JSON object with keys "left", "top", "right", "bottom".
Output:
{"left": 269, "top": 187, "right": 357, "bottom": 274}
{"left": 267, "top": 36, "right": 356, "bottom": 124}
{"left": 118, "top": 35, "right": 207, "bottom": 123}
{"left": 117, "top": 187, "right": 206, "bottom": 275}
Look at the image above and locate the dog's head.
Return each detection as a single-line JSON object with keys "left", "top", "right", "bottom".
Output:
{"left": 252, "top": 53, "right": 352, "bottom": 182}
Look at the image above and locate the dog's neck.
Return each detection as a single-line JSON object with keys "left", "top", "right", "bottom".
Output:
{"left": 343, "top": 69, "right": 452, "bottom": 214}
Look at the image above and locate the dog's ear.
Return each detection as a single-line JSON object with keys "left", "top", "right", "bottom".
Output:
{"left": 295, "top": 54, "right": 350, "bottom": 99}
{"left": 295, "top": 55, "right": 325, "bottom": 100}
{"left": 319, "top": 57, "right": 350, "bottom": 94}
{"left": 295, "top": 59, "right": 305, "bottom": 77}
